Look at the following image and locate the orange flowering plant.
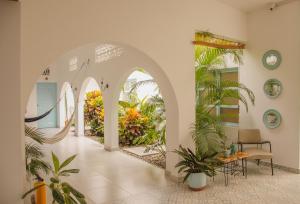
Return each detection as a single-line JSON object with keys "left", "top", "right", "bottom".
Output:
{"left": 84, "top": 91, "right": 104, "bottom": 137}
{"left": 118, "top": 107, "right": 149, "bottom": 146}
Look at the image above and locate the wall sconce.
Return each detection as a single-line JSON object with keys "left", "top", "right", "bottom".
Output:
{"left": 42, "top": 67, "right": 50, "bottom": 80}
{"left": 100, "top": 78, "right": 109, "bottom": 92}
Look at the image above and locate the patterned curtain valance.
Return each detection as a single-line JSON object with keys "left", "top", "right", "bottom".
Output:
{"left": 193, "top": 32, "right": 245, "bottom": 49}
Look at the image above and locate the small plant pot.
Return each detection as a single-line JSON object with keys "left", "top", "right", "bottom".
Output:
{"left": 224, "top": 149, "right": 231, "bottom": 158}
{"left": 187, "top": 173, "right": 206, "bottom": 191}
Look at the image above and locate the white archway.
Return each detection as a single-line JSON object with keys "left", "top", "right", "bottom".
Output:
{"left": 59, "top": 82, "right": 75, "bottom": 128}
{"left": 103, "top": 50, "right": 179, "bottom": 174}
{"left": 76, "top": 77, "right": 100, "bottom": 136}
{"left": 24, "top": 42, "right": 180, "bottom": 176}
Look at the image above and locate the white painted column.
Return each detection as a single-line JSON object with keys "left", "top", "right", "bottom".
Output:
{"left": 0, "top": 1, "right": 24, "bottom": 203}
{"left": 75, "top": 101, "right": 85, "bottom": 136}
{"left": 103, "top": 91, "right": 119, "bottom": 151}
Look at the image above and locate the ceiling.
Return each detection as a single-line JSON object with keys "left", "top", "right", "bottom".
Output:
{"left": 218, "top": 0, "right": 285, "bottom": 13}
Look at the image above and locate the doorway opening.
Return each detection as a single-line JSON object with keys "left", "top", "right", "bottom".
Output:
{"left": 118, "top": 69, "right": 166, "bottom": 169}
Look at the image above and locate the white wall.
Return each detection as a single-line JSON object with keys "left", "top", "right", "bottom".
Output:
{"left": 240, "top": 1, "right": 300, "bottom": 170}
{"left": 20, "top": 0, "right": 247, "bottom": 177}
{"left": 0, "top": 1, "right": 24, "bottom": 203}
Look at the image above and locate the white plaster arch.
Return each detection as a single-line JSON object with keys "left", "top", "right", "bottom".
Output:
{"left": 59, "top": 82, "right": 75, "bottom": 128}
{"left": 102, "top": 46, "right": 179, "bottom": 174}
{"left": 24, "top": 41, "right": 180, "bottom": 176}
{"left": 76, "top": 77, "right": 101, "bottom": 136}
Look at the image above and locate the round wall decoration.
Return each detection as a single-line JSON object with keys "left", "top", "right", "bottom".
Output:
{"left": 263, "top": 109, "right": 281, "bottom": 129}
{"left": 263, "top": 79, "right": 282, "bottom": 98}
{"left": 262, "top": 50, "right": 282, "bottom": 70}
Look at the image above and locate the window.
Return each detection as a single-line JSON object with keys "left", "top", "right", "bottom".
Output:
{"left": 69, "top": 57, "right": 78, "bottom": 71}
{"left": 95, "top": 44, "right": 123, "bottom": 63}
{"left": 218, "top": 68, "right": 239, "bottom": 126}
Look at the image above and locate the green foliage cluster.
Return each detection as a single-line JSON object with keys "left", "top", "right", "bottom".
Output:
{"left": 24, "top": 126, "right": 85, "bottom": 203}
{"left": 118, "top": 94, "right": 166, "bottom": 147}
{"left": 83, "top": 89, "right": 166, "bottom": 148}
{"left": 174, "top": 145, "right": 219, "bottom": 181}
{"left": 23, "top": 152, "right": 86, "bottom": 204}
{"left": 175, "top": 46, "right": 255, "bottom": 178}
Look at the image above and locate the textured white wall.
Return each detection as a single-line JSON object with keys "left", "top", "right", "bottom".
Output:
{"left": 240, "top": 1, "right": 300, "bottom": 170}
{"left": 0, "top": 1, "right": 24, "bottom": 203}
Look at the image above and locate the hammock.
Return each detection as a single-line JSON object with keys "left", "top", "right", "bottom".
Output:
{"left": 25, "top": 59, "right": 90, "bottom": 123}
{"left": 43, "top": 111, "right": 75, "bottom": 144}
{"left": 25, "top": 107, "right": 54, "bottom": 123}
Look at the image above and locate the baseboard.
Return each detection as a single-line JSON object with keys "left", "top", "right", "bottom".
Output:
{"left": 104, "top": 146, "right": 119, "bottom": 151}
{"left": 253, "top": 160, "right": 300, "bottom": 174}
{"left": 165, "top": 170, "right": 183, "bottom": 183}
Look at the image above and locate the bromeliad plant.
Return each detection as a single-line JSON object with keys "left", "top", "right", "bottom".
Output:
{"left": 23, "top": 152, "right": 86, "bottom": 204}
{"left": 174, "top": 145, "right": 219, "bottom": 181}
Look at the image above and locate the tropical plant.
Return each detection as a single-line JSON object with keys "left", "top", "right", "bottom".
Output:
{"left": 118, "top": 105, "right": 148, "bottom": 146}
{"left": 84, "top": 90, "right": 104, "bottom": 137}
{"left": 192, "top": 105, "right": 224, "bottom": 157}
{"left": 128, "top": 69, "right": 159, "bottom": 94}
{"left": 25, "top": 125, "right": 50, "bottom": 181}
{"left": 174, "top": 145, "right": 219, "bottom": 182}
{"left": 23, "top": 152, "right": 86, "bottom": 204}
{"left": 195, "top": 46, "right": 255, "bottom": 110}
{"left": 193, "top": 46, "right": 255, "bottom": 155}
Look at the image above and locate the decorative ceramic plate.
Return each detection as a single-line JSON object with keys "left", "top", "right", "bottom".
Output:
{"left": 263, "top": 79, "right": 282, "bottom": 98}
{"left": 262, "top": 50, "right": 282, "bottom": 70}
{"left": 263, "top": 109, "right": 281, "bottom": 129}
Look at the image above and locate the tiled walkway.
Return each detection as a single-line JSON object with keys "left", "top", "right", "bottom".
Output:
{"left": 43, "top": 132, "right": 300, "bottom": 204}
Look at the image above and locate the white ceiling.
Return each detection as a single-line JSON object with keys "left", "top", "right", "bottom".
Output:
{"left": 218, "top": 0, "right": 285, "bottom": 13}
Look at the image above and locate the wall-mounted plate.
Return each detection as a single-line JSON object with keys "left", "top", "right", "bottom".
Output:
{"left": 263, "top": 109, "right": 281, "bottom": 129}
{"left": 263, "top": 79, "right": 282, "bottom": 98}
{"left": 262, "top": 50, "right": 282, "bottom": 70}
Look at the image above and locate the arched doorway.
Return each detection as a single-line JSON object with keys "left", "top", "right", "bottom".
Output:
{"left": 118, "top": 69, "right": 166, "bottom": 168}
{"left": 23, "top": 42, "right": 180, "bottom": 176}
{"left": 76, "top": 77, "right": 101, "bottom": 137}
{"left": 59, "top": 82, "right": 75, "bottom": 128}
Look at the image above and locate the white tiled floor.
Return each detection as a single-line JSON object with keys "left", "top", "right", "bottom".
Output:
{"left": 42, "top": 131, "right": 300, "bottom": 204}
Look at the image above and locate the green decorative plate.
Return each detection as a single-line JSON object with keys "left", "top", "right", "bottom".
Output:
{"left": 263, "top": 109, "right": 281, "bottom": 129}
{"left": 262, "top": 50, "right": 282, "bottom": 70}
{"left": 263, "top": 79, "right": 282, "bottom": 99}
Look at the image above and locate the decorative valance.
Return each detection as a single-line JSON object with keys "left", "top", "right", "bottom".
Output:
{"left": 193, "top": 32, "right": 245, "bottom": 49}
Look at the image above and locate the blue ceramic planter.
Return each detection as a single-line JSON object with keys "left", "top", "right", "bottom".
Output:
{"left": 187, "top": 173, "right": 206, "bottom": 191}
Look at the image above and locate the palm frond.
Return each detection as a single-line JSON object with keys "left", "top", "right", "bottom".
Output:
{"left": 129, "top": 79, "right": 158, "bottom": 94}
{"left": 25, "top": 125, "right": 46, "bottom": 144}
